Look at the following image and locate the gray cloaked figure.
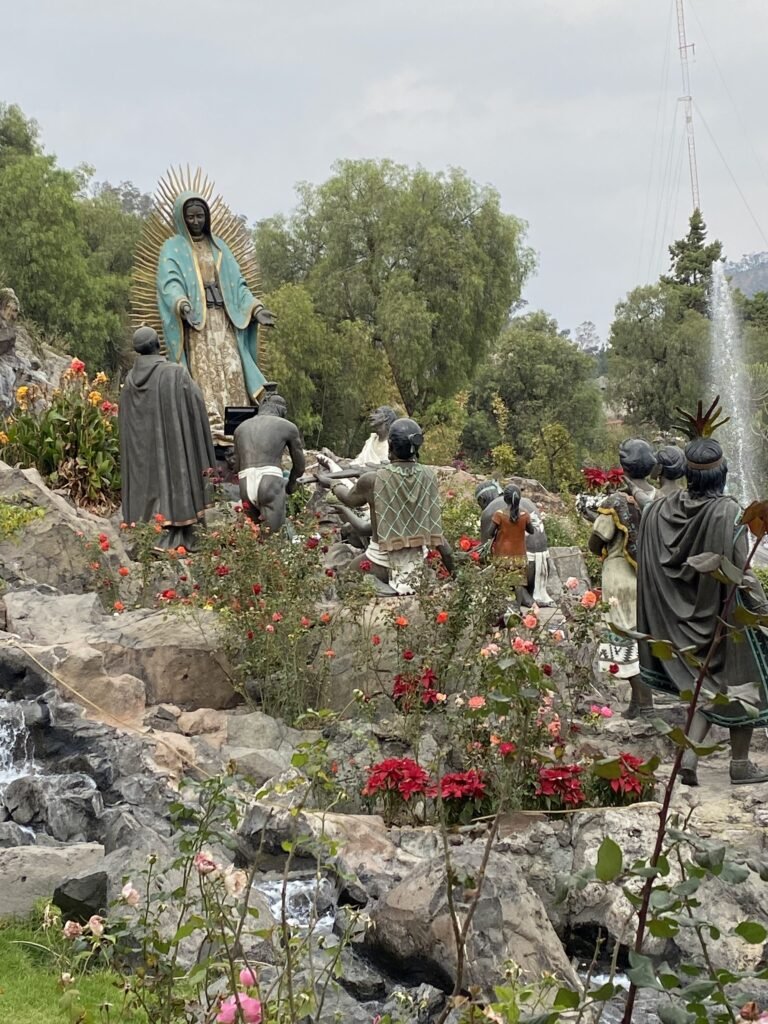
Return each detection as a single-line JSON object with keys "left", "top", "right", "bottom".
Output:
{"left": 119, "top": 327, "right": 216, "bottom": 550}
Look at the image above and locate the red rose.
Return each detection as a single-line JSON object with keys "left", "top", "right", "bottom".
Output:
{"left": 371, "top": 635, "right": 381, "bottom": 646}
{"left": 403, "top": 650, "right": 414, "bottom": 661}
{"left": 609, "top": 663, "right": 619, "bottom": 675}
{"left": 542, "top": 664, "right": 552, "bottom": 676}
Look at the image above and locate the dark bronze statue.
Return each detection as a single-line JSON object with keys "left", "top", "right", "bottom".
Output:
{"left": 638, "top": 433, "right": 768, "bottom": 786}
{"left": 315, "top": 417, "right": 453, "bottom": 593}
{"left": 232, "top": 393, "right": 305, "bottom": 533}
{"left": 119, "top": 327, "right": 216, "bottom": 550}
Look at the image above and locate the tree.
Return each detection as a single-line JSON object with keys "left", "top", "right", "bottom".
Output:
{"left": 0, "top": 103, "right": 40, "bottom": 165}
{"left": 0, "top": 104, "right": 148, "bottom": 370}
{"left": 573, "top": 320, "right": 607, "bottom": 376}
{"left": 254, "top": 159, "right": 534, "bottom": 417}
{"left": 607, "top": 284, "right": 709, "bottom": 429}
{"left": 461, "top": 312, "right": 604, "bottom": 469}
{"left": 262, "top": 283, "right": 393, "bottom": 454}
{"left": 661, "top": 208, "right": 723, "bottom": 316}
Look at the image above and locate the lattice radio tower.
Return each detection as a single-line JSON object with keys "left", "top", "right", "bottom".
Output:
{"left": 676, "top": 0, "right": 701, "bottom": 211}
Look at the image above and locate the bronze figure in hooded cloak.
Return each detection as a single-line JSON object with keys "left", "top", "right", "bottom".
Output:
{"left": 637, "top": 435, "right": 768, "bottom": 786}
{"left": 119, "top": 327, "right": 216, "bottom": 550}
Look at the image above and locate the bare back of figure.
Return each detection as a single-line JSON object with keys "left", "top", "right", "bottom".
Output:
{"left": 232, "top": 397, "right": 305, "bottom": 533}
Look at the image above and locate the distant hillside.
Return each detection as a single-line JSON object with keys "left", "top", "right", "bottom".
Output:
{"left": 725, "top": 252, "right": 768, "bottom": 297}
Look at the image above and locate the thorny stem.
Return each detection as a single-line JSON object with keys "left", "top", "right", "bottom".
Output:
{"left": 434, "top": 808, "right": 503, "bottom": 1024}
{"left": 674, "top": 846, "right": 738, "bottom": 1024}
{"left": 620, "top": 532, "right": 761, "bottom": 1024}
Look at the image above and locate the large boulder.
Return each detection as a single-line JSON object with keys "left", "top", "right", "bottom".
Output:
{"left": 0, "top": 462, "right": 129, "bottom": 593}
{"left": 366, "top": 846, "right": 578, "bottom": 998}
{"left": 0, "top": 842, "right": 105, "bottom": 918}
{"left": 3, "top": 589, "right": 237, "bottom": 711}
{"left": 3, "top": 772, "right": 104, "bottom": 842}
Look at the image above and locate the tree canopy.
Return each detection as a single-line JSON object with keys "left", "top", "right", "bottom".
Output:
{"left": 0, "top": 104, "right": 147, "bottom": 368}
{"left": 460, "top": 312, "right": 604, "bottom": 482}
{"left": 255, "top": 159, "right": 534, "bottom": 418}
{"left": 606, "top": 210, "right": 721, "bottom": 430}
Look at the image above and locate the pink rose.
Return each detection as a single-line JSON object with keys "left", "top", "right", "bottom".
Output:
{"left": 565, "top": 576, "right": 579, "bottom": 591}
{"left": 522, "top": 614, "right": 538, "bottom": 629}
{"left": 467, "top": 695, "right": 486, "bottom": 710}
{"left": 512, "top": 636, "right": 527, "bottom": 653}
{"left": 239, "top": 967, "right": 258, "bottom": 987}
{"left": 194, "top": 851, "right": 219, "bottom": 875}
{"left": 121, "top": 882, "right": 140, "bottom": 907}
{"left": 552, "top": 629, "right": 565, "bottom": 643}
{"left": 87, "top": 914, "right": 105, "bottom": 937}
{"left": 217, "top": 994, "right": 262, "bottom": 1023}
{"left": 62, "top": 920, "right": 83, "bottom": 940}
{"left": 581, "top": 590, "right": 598, "bottom": 609}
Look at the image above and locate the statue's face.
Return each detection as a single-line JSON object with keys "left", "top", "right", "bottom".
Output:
{"left": 184, "top": 202, "right": 207, "bottom": 238}
{"left": 2, "top": 301, "right": 19, "bottom": 323}
{"left": 370, "top": 408, "right": 390, "bottom": 439}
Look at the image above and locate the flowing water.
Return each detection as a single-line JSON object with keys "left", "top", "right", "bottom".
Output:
{"left": 0, "top": 699, "right": 38, "bottom": 796}
{"left": 253, "top": 877, "right": 336, "bottom": 934}
{"left": 709, "top": 261, "right": 757, "bottom": 507}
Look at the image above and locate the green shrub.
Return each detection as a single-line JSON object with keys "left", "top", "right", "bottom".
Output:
{"left": 0, "top": 358, "right": 120, "bottom": 511}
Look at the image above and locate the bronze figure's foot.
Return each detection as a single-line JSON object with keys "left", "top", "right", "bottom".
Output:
{"left": 730, "top": 759, "right": 768, "bottom": 785}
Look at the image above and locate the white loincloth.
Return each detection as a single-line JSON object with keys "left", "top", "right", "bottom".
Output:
{"left": 238, "top": 466, "right": 284, "bottom": 505}
{"left": 529, "top": 551, "right": 554, "bottom": 606}
{"left": 388, "top": 546, "right": 427, "bottom": 595}
{"left": 364, "top": 539, "right": 390, "bottom": 568}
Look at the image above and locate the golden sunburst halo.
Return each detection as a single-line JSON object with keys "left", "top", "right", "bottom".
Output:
{"left": 130, "top": 166, "right": 267, "bottom": 373}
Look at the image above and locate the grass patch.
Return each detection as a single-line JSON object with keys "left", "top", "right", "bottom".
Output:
{"left": 0, "top": 498, "right": 45, "bottom": 541}
{"left": 0, "top": 919, "right": 142, "bottom": 1024}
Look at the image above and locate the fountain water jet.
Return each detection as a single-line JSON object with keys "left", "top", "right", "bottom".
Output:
{"left": 708, "top": 261, "right": 756, "bottom": 507}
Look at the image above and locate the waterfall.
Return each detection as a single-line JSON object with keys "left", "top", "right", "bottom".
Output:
{"left": 708, "top": 261, "right": 756, "bottom": 507}
{"left": 0, "top": 700, "right": 37, "bottom": 793}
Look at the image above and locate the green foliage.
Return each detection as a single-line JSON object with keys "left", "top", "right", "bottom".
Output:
{"left": 490, "top": 441, "right": 518, "bottom": 476}
{"left": 461, "top": 312, "right": 604, "bottom": 467}
{"left": 607, "top": 211, "right": 724, "bottom": 432}
{"left": 441, "top": 494, "right": 481, "bottom": 546}
{"left": 607, "top": 283, "right": 710, "bottom": 430}
{"left": 263, "top": 282, "right": 393, "bottom": 453}
{"left": 420, "top": 396, "right": 468, "bottom": 466}
{"left": 661, "top": 209, "right": 723, "bottom": 316}
{"left": 255, "top": 159, "right": 534, "bottom": 418}
{"left": 0, "top": 499, "right": 45, "bottom": 540}
{"left": 525, "top": 422, "right": 581, "bottom": 491}
{"left": 103, "top": 511, "right": 339, "bottom": 722}
{"left": 0, "top": 105, "right": 146, "bottom": 370}
{"left": 0, "top": 363, "right": 120, "bottom": 510}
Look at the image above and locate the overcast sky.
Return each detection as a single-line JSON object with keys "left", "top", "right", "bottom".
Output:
{"left": 6, "top": 0, "right": 768, "bottom": 340}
